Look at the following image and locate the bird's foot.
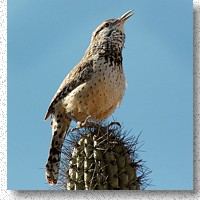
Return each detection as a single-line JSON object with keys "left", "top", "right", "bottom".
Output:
{"left": 71, "top": 115, "right": 100, "bottom": 132}
{"left": 80, "top": 115, "right": 95, "bottom": 127}
{"left": 70, "top": 116, "right": 121, "bottom": 132}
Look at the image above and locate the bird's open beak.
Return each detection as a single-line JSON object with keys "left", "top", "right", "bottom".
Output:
{"left": 119, "top": 10, "right": 134, "bottom": 24}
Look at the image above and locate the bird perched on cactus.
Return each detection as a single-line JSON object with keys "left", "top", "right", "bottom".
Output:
{"left": 44, "top": 10, "right": 133, "bottom": 186}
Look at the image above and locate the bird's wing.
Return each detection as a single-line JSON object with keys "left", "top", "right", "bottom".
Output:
{"left": 44, "top": 60, "right": 94, "bottom": 120}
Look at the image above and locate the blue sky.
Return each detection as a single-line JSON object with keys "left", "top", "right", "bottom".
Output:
{"left": 8, "top": 0, "right": 193, "bottom": 190}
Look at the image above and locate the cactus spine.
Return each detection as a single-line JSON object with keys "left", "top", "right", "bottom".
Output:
{"left": 59, "top": 122, "right": 149, "bottom": 190}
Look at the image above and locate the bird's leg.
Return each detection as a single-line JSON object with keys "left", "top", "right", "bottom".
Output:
{"left": 66, "top": 113, "right": 79, "bottom": 122}
{"left": 66, "top": 113, "right": 82, "bottom": 132}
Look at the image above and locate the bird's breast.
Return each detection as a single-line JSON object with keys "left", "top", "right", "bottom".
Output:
{"left": 62, "top": 57, "right": 126, "bottom": 121}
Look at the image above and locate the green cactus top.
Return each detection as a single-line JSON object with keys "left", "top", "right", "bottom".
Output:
{"left": 58, "top": 122, "right": 150, "bottom": 190}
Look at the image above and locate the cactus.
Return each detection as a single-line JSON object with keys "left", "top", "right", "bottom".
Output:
{"left": 58, "top": 122, "right": 150, "bottom": 190}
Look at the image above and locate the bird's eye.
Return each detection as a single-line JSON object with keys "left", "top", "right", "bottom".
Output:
{"left": 104, "top": 23, "right": 109, "bottom": 28}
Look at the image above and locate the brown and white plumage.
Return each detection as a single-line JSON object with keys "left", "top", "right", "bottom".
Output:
{"left": 45, "top": 10, "right": 133, "bottom": 186}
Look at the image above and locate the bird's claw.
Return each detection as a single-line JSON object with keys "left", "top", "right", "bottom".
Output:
{"left": 70, "top": 115, "right": 99, "bottom": 132}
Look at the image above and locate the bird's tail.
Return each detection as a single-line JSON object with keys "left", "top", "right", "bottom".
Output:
{"left": 45, "top": 113, "right": 71, "bottom": 186}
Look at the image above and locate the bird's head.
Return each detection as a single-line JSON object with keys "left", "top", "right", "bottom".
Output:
{"left": 92, "top": 10, "right": 133, "bottom": 40}
{"left": 84, "top": 10, "right": 133, "bottom": 58}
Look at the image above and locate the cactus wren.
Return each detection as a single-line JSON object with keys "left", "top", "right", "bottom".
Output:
{"left": 45, "top": 10, "right": 133, "bottom": 186}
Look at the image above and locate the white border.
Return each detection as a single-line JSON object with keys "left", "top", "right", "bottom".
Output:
{"left": 1, "top": 0, "right": 199, "bottom": 199}
{"left": 0, "top": 0, "right": 7, "bottom": 192}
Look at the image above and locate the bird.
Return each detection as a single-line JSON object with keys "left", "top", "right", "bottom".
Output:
{"left": 44, "top": 10, "right": 133, "bottom": 186}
